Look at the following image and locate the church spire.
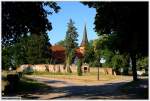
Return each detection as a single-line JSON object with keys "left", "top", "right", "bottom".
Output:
{"left": 80, "top": 23, "right": 88, "bottom": 47}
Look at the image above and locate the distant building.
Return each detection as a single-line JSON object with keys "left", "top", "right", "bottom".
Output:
{"left": 77, "top": 23, "right": 88, "bottom": 55}
{"left": 50, "top": 23, "right": 89, "bottom": 64}
{"left": 50, "top": 45, "right": 65, "bottom": 63}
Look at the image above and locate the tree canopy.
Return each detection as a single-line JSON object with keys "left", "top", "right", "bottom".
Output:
{"left": 56, "top": 40, "right": 66, "bottom": 47}
{"left": 2, "top": 2, "right": 60, "bottom": 47}
{"left": 65, "top": 19, "right": 78, "bottom": 56}
{"left": 83, "top": 2, "right": 148, "bottom": 81}
{"left": 2, "top": 34, "right": 51, "bottom": 70}
{"left": 65, "top": 19, "right": 78, "bottom": 73}
{"left": 83, "top": 2, "right": 148, "bottom": 56}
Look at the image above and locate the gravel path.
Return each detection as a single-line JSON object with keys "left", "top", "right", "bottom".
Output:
{"left": 20, "top": 75, "right": 146, "bottom": 100}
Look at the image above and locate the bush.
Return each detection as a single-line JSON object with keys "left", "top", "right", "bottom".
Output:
{"left": 89, "top": 60, "right": 101, "bottom": 67}
{"left": 111, "top": 54, "right": 127, "bottom": 71}
{"left": 77, "top": 59, "right": 82, "bottom": 76}
{"left": 23, "top": 66, "right": 34, "bottom": 74}
{"left": 137, "top": 57, "right": 148, "bottom": 71}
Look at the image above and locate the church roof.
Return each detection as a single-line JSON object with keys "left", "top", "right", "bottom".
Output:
{"left": 51, "top": 45, "right": 65, "bottom": 52}
{"left": 80, "top": 24, "right": 88, "bottom": 47}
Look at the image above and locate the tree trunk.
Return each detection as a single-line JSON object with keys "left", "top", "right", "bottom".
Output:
{"left": 130, "top": 52, "right": 138, "bottom": 81}
{"left": 66, "top": 63, "right": 71, "bottom": 73}
{"left": 66, "top": 57, "right": 72, "bottom": 73}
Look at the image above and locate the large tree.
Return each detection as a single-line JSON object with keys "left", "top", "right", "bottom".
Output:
{"left": 65, "top": 19, "right": 78, "bottom": 72}
{"left": 20, "top": 34, "right": 51, "bottom": 64}
{"left": 2, "top": 2, "right": 59, "bottom": 69}
{"left": 2, "top": 34, "right": 51, "bottom": 70}
{"left": 2, "top": 2, "right": 60, "bottom": 47}
{"left": 83, "top": 2, "right": 148, "bottom": 81}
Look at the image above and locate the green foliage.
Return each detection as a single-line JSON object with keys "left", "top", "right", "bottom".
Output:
{"left": 89, "top": 60, "right": 101, "bottom": 67}
{"left": 2, "top": 34, "right": 51, "bottom": 70}
{"left": 95, "top": 34, "right": 109, "bottom": 49}
{"left": 77, "top": 59, "right": 82, "bottom": 76}
{"left": 65, "top": 19, "right": 78, "bottom": 73}
{"left": 65, "top": 19, "right": 78, "bottom": 51}
{"left": 111, "top": 53, "right": 127, "bottom": 70}
{"left": 2, "top": 2, "right": 60, "bottom": 47}
{"left": 84, "top": 2, "right": 148, "bottom": 81}
{"left": 66, "top": 50, "right": 75, "bottom": 73}
{"left": 137, "top": 57, "right": 148, "bottom": 70}
{"left": 100, "top": 49, "right": 114, "bottom": 67}
{"left": 83, "top": 42, "right": 95, "bottom": 64}
{"left": 20, "top": 34, "right": 51, "bottom": 64}
{"left": 56, "top": 40, "right": 65, "bottom": 47}
{"left": 2, "top": 47, "right": 12, "bottom": 70}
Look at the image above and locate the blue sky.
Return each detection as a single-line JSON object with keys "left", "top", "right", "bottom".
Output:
{"left": 46, "top": 1, "right": 97, "bottom": 45}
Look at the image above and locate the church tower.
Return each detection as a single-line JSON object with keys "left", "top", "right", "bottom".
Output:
{"left": 80, "top": 23, "right": 88, "bottom": 47}
{"left": 79, "top": 23, "right": 88, "bottom": 54}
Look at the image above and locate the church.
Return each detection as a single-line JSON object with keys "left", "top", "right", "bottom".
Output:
{"left": 50, "top": 24, "right": 89, "bottom": 64}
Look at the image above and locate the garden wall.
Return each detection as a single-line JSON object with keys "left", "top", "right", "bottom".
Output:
{"left": 18, "top": 64, "right": 113, "bottom": 75}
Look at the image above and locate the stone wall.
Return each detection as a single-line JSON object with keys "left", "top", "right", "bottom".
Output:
{"left": 19, "top": 64, "right": 77, "bottom": 73}
{"left": 19, "top": 64, "right": 113, "bottom": 75}
{"left": 89, "top": 67, "right": 113, "bottom": 75}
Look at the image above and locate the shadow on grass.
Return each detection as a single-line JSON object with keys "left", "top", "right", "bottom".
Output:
{"left": 17, "top": 77, "right": 51, "bottom": 93}
{"left": 120, "top": 78, "right": 148, "bottom": 99}
{"left": 5, "top": 77, "right": 52, "bottom": 99}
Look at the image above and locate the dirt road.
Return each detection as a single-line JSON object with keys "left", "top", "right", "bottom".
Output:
{"left": 18, "top": 75, "right": 146, "bottom": 100}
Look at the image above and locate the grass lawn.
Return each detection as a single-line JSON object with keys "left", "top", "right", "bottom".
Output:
{"left": 2, "top": 70, "right": 51, "bottom": 96}
{"left": 31, "top": 71, "right": 131, "bottom": 83}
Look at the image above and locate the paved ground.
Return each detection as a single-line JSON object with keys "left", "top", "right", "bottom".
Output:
{"left": 20, "top": 75, "right": 148, "bottom": 100}
{"left": 17, "top": 76, "right": 148, "bottom": 100}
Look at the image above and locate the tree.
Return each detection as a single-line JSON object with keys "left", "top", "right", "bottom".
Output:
{"left": 2, "top": 47, "right": 13, "bottom": 70}
{"left": 65, "top": 19, "right": 79, "bottom": 73}
{"left": 2, "top": 2, "right": 60, "bottom": 47}
{"left": 77, "top": 59, "right": 82, "bottom": 76}
{"left": 56, "top": 40, "right": 66, "bottom": 47}
{"left": 20, "top": 34, "right": 51, "bottom": 64}
{"left": 137, "top": 57, "right": 148, "bottom": 71}
{"left": 83, "top": 40, "right": 95, "bottom": 65}
{"left": 111, "top": 52, "right": 129, "bottom": 74}
{"left": 2, "top": 34, "right": 51, "bottom": 70}
{"left": 83, "top": 2, "right": 148, "bottom": 81}
{"left": 2, "top": 2, "right": 58, "bottom": 69}
{"left": 100, "top": 49, "right": 114, "bottom": 67}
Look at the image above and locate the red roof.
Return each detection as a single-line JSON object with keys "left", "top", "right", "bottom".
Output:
{"left": 49, "top": 45, "right": 84, "bottom": 63}
{"left": 51, "top": 45, "right": 65, "bottom": 52}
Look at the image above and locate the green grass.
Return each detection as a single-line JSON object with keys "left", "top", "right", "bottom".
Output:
{"left": 120, "top": 79, "right": 148, "bottom": 99}
{"left": 16, "top": 76, "right": 51, "bottom": 94}
{"left": 32, "top": 71, "right": 75, "bottom": 75}
{"left": 2, "top": 70, "right": 51, "bottom": 96}
{"left": 30, "top": 71, "right": 118, "bottom": 82}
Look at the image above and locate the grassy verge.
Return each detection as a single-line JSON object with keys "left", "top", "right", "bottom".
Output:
{"left": 30, "top": 71, "right": 121, "bottom": 82}
{"left": 120, "top": 79, "right": 148, "bottom": 99}
{"left": 15, "top": 76, "right": 51, "bottom": 94}
{"left": 2, "top": 70, "right": 51, "bottom": 96}
{"left": 32, "top": 71, "right": 75, "bottom": 75}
